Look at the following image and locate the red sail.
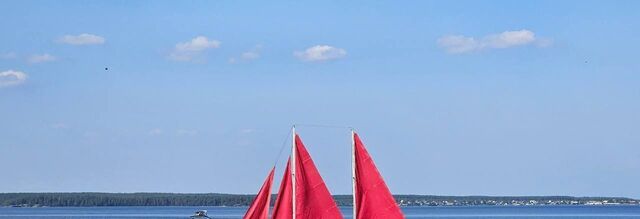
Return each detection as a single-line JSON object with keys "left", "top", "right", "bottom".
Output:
{"left": 354, "top": 132, "right": 404, "bottom": 219}
{"left": 271, "top": 159, "right": 293, "bottom": 219}
{"left": 243, "top": 167, "right": 275, "bottom": 219}
{"left": 294, "top": 134, "right": 344, "bottom": 219}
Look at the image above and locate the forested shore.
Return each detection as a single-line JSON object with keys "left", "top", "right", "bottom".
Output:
{"left": 1, "top": 193, "right": 637, "bottom": 207}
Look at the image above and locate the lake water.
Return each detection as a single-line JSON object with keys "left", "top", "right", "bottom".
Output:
{"left": 0, "top": 206, "right": 639, "bottom": 218}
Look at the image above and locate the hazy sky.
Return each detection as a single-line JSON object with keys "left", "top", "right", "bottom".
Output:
{"left": 1, "top": 1, "right": 639, "bottom": 198}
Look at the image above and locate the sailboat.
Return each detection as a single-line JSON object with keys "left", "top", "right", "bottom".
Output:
{"left": 242, "top": 127, "right": 404, "bottom": 219}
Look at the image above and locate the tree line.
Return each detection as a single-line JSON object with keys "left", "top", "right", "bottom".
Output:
{"left": 0, "top": 193, "right": 255, "bottom": 207}
{"left": 0, "top": 193, "right": 637, "bottom": 207}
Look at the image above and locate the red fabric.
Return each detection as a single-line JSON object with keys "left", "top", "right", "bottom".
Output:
{"left": 294, "top": 134, "right": 344, "bottom": 219}
{"left": 354, "top": 133, "right": 404, "bottom": 219}
{"left": 244, "top": 167, "right": 275, "bottom": 219}
{"left": 272, "top": 160, "right": 293, "bottom": 219}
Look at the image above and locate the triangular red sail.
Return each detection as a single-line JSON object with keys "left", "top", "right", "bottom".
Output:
{"left": 243, "top": 167, "right": 275, "bottom": 219}
{"left": 294, "top": 134, "right": 344, "bottom": 219}
{"left": 271, "top": 160, "right": 293, "bottom": 219}
{"left": 354, "top": 132, "right": 404, "bottom": 219}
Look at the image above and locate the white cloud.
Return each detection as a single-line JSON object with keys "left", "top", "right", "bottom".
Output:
{"left": 169, "top": 36, "right": 221, "bottom": 61}
{"left": 437, "top": 29, "right": 549, "bottom": 54}
{"left": 484, "top": 30, "right": 536, "bottom": 48}
{"left": 175, "top": 36, "right": 220, "bottom": 52}
{"left": 0, "top": 70, "right": 27, "bottom": 88}
{"left": 58, "top": 33, "right": 105, "bottom": 45}
{"left": 28, "top": 54, "right": 57, "bottom": 63}
{"left": 437, "top": 35, "right": 480, "bottom": 54}
{"left": 294, "top": 45, "right": 347, "bottom": 62}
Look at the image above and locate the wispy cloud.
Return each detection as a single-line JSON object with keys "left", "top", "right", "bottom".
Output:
{"left": 50, "top": 123, "right": 68, "bottom": 129}
{"left": 241, "top": 51, "right": 260, "bottom": 60}
{"left": 229, "top": 45, "right": 262, "bottom": 64}
{"left": 235, "top": 128, "right": 256, "bottom": 146}
{"left": 240, "top": 128, "right": 255, "bottom": 134}
{"left": 437, "top": 29, "right": 551, "bottom": 54}
{"left": 176, "top": 129, "right": 198, "bottom": 136}
{"left": 58, "top": 33, "right": 105, "bottom": 45}
{"left": 0, "top": 70, "right": 27, "bottom": 88}
{"left": 1, "top": 52, "right": 17, "bottom": 59}
{"left": 28, "top": 54, "right": 57, "bottom": 64}
{"left": 148, "top": 128, "right": 163, "bottom": 136}
{"left": 83, "top": 131, "right": 99, "bottom": 138}
{"left": 535, "top": 38, "right": 554, "bottom": 48}
{"left": 294, "top": 45, "right": 347, "bottom": 62}
{"left": 169, "top": 36, "right": 221, "bottom": 62}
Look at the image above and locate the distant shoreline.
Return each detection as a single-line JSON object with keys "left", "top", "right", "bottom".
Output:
{"left": 1, "top": 193, "right": 638, "bottom": 207}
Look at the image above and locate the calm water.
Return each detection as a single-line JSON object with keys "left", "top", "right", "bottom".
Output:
{"left": 0, "top": 206, "right": 639, "bottom": 218}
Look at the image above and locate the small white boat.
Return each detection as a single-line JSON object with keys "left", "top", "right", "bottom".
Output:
{"left": 190, "top": 210, "right": 211, "bottom": 218}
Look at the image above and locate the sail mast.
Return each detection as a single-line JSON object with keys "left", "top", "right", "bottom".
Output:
{"left": 351, "top": 129, "right": 357, "bottom": 219}
{"left": 291, "top": 125, "right": 296, "bottom": 219}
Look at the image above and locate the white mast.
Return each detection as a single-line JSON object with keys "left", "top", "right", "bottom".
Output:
{"left": 351, "top": 129, "right": 357, "bottom": 219}
{"left": 291, "top": 125, "right": 297, "bottom": 219}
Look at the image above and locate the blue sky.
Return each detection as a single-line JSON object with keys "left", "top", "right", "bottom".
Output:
{"left": 1, "top": 1, "right": 639, "bottom": 198}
